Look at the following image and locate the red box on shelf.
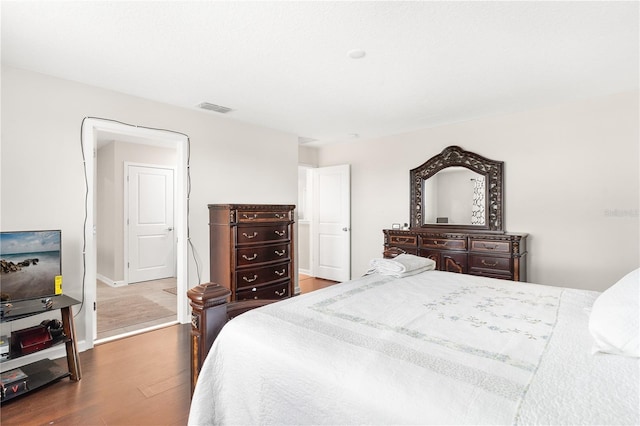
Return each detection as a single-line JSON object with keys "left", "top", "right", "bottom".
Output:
{"left": 11, "top": 325, "right": 52, "bottom": 356}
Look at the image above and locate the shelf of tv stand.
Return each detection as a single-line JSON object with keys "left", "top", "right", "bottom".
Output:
{"left": 1, "top": 295, "right": 79, "bottom": 322}
{"left": 1, "top": 295, "right": 81, "bottom": 403}
{"left": 1, "top": 359, "right": 69, "bottom": 403}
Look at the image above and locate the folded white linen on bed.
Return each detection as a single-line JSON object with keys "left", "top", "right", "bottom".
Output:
{"left": 368, "top": 253, "right": 435, "bottom": 277}
{"left": 189, "top": 271, "right": 639, "bottom": 425}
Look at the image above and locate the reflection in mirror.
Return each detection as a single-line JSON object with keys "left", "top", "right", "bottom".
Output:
{"left": 423, "top": 167, "right": 485, "bottom": 225}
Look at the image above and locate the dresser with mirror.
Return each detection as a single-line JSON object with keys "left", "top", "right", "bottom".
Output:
{"left": 383, "top": 146, "right": 528, "bottom": 281}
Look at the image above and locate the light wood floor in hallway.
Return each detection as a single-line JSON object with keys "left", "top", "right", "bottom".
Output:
{"left": 1, "top": 276, "right": 338, "bottom": 425}
{"left": 97, "top": 277, "right": 178, "bottom": 341}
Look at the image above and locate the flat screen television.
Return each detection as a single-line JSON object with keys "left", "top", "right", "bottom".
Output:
{"left": 0, "top": 230, "right": 62, "bottom": 302}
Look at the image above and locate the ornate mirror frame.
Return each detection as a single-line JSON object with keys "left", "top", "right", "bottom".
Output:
{"left": 410, "top": 146, "right": 504, "bottom": 232}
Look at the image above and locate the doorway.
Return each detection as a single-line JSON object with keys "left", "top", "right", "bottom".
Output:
{"left": 95, "top": 155, "right": 178, "bottom": 341}
{"left": 81, "top": 118, "right": 189, "bottom": 349}
{"left": 298, "top": 164, "right": 351, "bottom": 283}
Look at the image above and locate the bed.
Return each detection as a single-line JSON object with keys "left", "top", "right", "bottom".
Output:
{"left": 188, "top": 259, "right": 639, "bottom": 425}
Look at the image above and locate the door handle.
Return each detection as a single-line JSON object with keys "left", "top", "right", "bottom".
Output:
{"left": 342, "top": 227, "right": 350, "bottom": 232}
{"left": 166, "top": 227, "right": 173, "bottom": 231}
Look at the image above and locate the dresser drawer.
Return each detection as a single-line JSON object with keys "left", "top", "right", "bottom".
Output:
{"left": 470, "top": 239, "right": 511, "bottom": 253}
{"left": 236, "top": 281, "right": 290, "bottom": 301}
{"left": 421, "top": 237, "right": 467, "bottom": 251}
{"left": 236, "top": 243, "right": 290, "bottom": 267}
{"left": 236, "top": 224, "right": 290, "bottom": 245}
{"left": 235, "top": 263, "right": 290, "bottom": 290}
{"left": 388, "top": 234, "right": 418, "bottom": 247}
{"left": 236, "top": 210, "right": 291, "bottom": 223}
{"left": 469, "top": 255, "right": 512, "bottom": 273}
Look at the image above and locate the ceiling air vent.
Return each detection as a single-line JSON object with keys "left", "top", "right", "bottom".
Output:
{"left": 298, "top": 136, "right": 317, "bottom": 144}
{"left": 197, "top": 102, "right": 233, "bottom": 114}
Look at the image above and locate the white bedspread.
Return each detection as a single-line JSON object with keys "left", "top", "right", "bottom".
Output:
{"left": 189, "top": 271, "right": 639, "bottom": 425}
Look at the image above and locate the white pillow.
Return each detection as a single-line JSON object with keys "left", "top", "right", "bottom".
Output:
{"left": 588, "top": 268, "right": 639, "bottom": 357}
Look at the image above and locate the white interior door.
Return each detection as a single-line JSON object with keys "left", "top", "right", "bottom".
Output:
{"left": 312, "top": 164, "right": 351, "bottom": 281}
{"left": 126, "top": 164, "right": 175, "bottom": 284}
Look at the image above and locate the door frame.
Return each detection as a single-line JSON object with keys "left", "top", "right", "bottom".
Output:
{"left": 81, "top": 118, "right": 189, "bottom": 349}
{"left": 123, "top": 162, "right": 177, "bottom": 286}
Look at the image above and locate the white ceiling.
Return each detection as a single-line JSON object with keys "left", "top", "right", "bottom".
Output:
{"left": 2, "top": 1, "right": 638, "bottom": 146}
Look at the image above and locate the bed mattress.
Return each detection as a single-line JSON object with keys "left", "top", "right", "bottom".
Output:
{"left": 189, "top": 270, "right": 639, "bottom": 425}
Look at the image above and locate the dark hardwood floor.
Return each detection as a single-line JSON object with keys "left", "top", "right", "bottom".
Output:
{"left": 0, "top": 276, "right": 338, "bottom": 425}
{"left": 1, "top": 324, "right": 191, "bottom": 426}
{"left": 299, "top": 274, "right": 338, "bottom": 293}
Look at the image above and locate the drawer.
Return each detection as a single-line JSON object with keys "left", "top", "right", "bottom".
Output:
{"left": 388, "top": 234, "right": 418, "bottom": 247}
{"left": 236, "top": 243, "right": 290, "bottom": 267}
{"left": 470, "top": 239, "right": 511, "bottom": 253}
{"left": 420, "top": 237, "right": 466, "bottom": 251}
{"left": 236, "top": 210, "right": 291, "bottom": 223}
{"left": 235, "top": 263, "right": 290, "bottom": 290}
{"left": 469, "top": 255, "right": 511, "bottom": 273}
{"left": 236, "top": 224, "right": 289, "bottom": 245}
{"left": 236, "top": 281, "right": 290, "bottom": 301}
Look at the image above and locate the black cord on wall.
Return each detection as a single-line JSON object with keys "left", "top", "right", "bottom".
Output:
{"left": 77, "top": 117, "right": 201, "bottom": 318}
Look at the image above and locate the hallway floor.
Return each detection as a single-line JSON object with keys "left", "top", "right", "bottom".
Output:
{"left": 96, "top": 277, "right": 177, "bottom": 341}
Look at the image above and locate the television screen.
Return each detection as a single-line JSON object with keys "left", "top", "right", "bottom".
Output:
{"left": 0, "top": 230, "right": 62, "bottom": 302}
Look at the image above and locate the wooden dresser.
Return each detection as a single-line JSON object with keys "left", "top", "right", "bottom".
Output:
{"left": 209, "top": 204, "right": 295, "bottom": 301}
{"left": 383, "top": 229, "right": 527, "bottom": 281}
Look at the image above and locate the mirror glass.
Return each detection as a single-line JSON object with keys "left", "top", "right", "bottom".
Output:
{"left": 422, "top": 167, "right": 485, "bottom": 226}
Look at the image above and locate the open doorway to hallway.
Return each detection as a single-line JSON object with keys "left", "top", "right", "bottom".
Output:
{"left": 94, "top": 131, "right": 180, "bottom": 342}
{"left": 81, "top": 117, "right": 189, "bottom": 351}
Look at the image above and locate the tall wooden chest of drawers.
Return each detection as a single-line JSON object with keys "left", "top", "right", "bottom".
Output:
{"left": 383, "top": 229, "right": 527, "bottom": 281}
{"left": 209, "top": 204, "right": 295, "bottom": 301}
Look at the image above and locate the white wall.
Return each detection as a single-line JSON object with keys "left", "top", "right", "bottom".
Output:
{"left": 317, "top": 91, "right": 639, "bottom": 291}
{"left": 299, "top": 145, "right": 319, "bottom": 167}
{"left": 1, "top": 66, "right": 298, "bottom": 347}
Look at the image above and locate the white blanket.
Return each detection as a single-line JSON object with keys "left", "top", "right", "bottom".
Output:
{"left": 189, "top": 271, "right": 639, "bottom": 425}
{"left": 368, "top": 253, "right": 436, "bottom": 277}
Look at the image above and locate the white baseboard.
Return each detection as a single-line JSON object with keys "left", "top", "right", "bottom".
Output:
{"left": 96, "top": 274, "right": 126, "bottom": 288}
{"left": 299, "top": 268, "right": 312, "bottom": 276}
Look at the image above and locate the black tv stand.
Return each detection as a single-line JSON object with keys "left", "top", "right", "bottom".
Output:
{"left": 1, "top": 295, "right": 81, "bottom": 402}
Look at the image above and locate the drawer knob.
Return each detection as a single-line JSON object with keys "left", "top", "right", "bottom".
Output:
{"left": 433, "top": 240, "right": 448, "bottom": 246}
{"left": 242, "top": 232, "right": 258, "bottom": 239}
{"left": 251, "top": 287, "right": 257, "bottom": 292}
{"left": 482, "top": 244, "right": 498, "bottom": 250}
{"left": 275, "top": 213, "right": 286, "bottom": 219}
{"left": 242, "top": 253, "right": 258, "bottom": 261}
{"left": 243, "top": 274, "right": 258, "bottom": 283}
{"left": 275, "top": 289, "right": 286, "bottom": 296}
{"left": 481, "top": 259, "right": 498, "bottom": 267}
{"left": 274, "top": 230, "right": 285, "bottom": 236}
{"left": 243, "top": 213, "right": 258, "bottom": 220}
{"left": 274, "top": 250, "right": 286, "bottom": 256}
{"left": 275, "top": 269, "right": 286, "bottom": 276}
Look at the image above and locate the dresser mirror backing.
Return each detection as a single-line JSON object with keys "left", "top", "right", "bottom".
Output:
{"left": 410, "top": 145, "right": 504, "bottom": 232}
